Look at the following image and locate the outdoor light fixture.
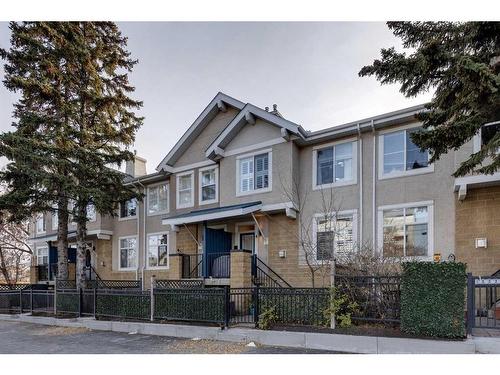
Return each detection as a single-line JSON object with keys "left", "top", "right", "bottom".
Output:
{"left": 475, "top": 238, "right": 488, "bottom": 248}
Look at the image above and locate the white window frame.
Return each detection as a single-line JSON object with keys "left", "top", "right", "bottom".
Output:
{"left": 35, "top": 214, "right": 46, "bottom": 234}
{"left": 378, "top": 123, "right": 434, "bottom": 180}
{"left": 377, "top": 200, "right": 434, "bottom": 259}
{"left": 198, "top": 166, "right": 219, "bottom": 205}
{"left": 119, "top": 198, "right": 138, "bottom": 221}
{"left": 176, "top": 170, "right": 195, "bottom": 209}
{"left": 235, "top": 149, "right": 272, "bottom": 197}
{"left": 36, "top": 246, "right": 49, "bottom": 266}
{"left": 118, "top": 235, "right": 138, "bottom": 271}
{"left": 311, "top": 210, "right": 358, "bottom": 263}
{"left": 87, "top": 204, "right": 97, "bottom": 222}
{"left": 146, "top": 231, "right": 170, "bottom": 270}
{"left": 147, "top": 182, "right": 170, "bottom": 216}
{"left": 51, "top": 206, "right": 58, "bottom": 231}
{"left": 473, "top": 120, "right": 500, "bottom": 154}
{"left": 312, "top": 138, "right": 358, "bottom": 190}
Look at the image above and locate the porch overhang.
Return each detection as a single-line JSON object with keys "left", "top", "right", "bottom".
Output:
{"left": 162, "top": 201, "right": 263, "bottom": 226}
{"left": 454, "top": 173, "right": 500, "bottom": 200}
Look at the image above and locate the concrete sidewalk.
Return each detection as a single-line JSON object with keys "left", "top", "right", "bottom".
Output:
{"left": 0, "top": 314, "right": 488, "bottom": 354}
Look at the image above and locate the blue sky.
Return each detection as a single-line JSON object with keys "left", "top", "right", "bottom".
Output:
{"left": 0, "top": 22, "right": 432, "bottom": 173}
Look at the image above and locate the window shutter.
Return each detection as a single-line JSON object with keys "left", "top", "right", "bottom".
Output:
{"left": 240, "top": 157, "right": 254, "bottom": 192}
{"left": 254, "top": 153, "right": 269, "bottom": 189}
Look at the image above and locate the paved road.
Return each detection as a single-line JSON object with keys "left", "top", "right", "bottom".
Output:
{"left": 0, "top": 320, "right": 338, "bottom": 354}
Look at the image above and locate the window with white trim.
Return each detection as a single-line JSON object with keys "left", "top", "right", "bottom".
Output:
{"left": 200, "top": 168, "right": 218, "bottom": 204}
{"left": 36, "top": 214, "right": 45, "bottom": 234}
{"left": 148, "top": 183, "right": 169, "bottom": 215}
{"left": 120, "top": 199, "right": 137, "bottom": 218}
{"left": 176, "top": 172, "right": 194, "bottom": 208}
{"left": 238, "top": 152, "right": 270, "bottom": 193}
{"left": 315, "top": 212, "right": 355, "bottom": 261}
{"left": 147, "top": 233, "right": 169, "bottom": 268}
{"left": 381, "top": 127, "right": 429, "bottom": 176}
{"left": 51, "top": 206, "right": 58, "bottom": 230}
{"left": 474, "top": 121, "right": 500, "bottom": 154}
{"left": 382, "top": 206, "right": 429, "bottom": 257}
{"left": 315, "top": 141, "right": 354, "bottom": 186}
{"left": 119, "top": 237, "right": 137, "bottom": 269}
{"left": 36, "top": 247, "right": 48, "bottom": 265}
{"left": 87, "top": 204, "right": 96, "bottom": 222}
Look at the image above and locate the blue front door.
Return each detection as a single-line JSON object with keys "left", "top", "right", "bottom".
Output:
{"left": 203, "top": 227, "right": 232, "bottom": 278}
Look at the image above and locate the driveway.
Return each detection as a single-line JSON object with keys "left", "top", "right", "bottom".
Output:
{"left": 0, "top": 320, "right": 339, "bottom": 354}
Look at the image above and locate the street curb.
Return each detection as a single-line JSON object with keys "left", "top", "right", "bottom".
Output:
{"left": 0, "top": 314, "right": 479, "bottom": 354}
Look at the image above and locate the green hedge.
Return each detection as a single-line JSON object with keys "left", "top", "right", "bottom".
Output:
{"left": 96, "top": 293, "right": 150, "bottom": 320}
{"left": 56, "top": 292, "right": 79, "bottom": 314}
{"left": 401, "top": 261, "right": 467, "bottom": 338}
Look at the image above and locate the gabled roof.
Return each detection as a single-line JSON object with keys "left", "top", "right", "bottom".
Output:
{"left": 156, "top": 92, "right": 245, "bottom": 172}
{"left": 205, "top": 103, "right": 308, "bottom": 160}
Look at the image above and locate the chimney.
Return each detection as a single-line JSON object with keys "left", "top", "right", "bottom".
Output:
{"left": 126, "top": 151, "right": 147, "bottom": 177}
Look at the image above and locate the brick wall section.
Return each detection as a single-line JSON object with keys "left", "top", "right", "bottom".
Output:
{"left": 266, "top": 213, "right": 331, "bottom": 288}
{"left": 455, "top": 186, "right": 500, "bottom": 276}
{"left": 230, "top": 250, "right": 252, "bottom": 288}
{"left": 176, "top": 224, "right": 200, "bottom": 255}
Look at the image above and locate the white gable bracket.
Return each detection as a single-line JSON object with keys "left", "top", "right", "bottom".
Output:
{"left": 281, "top": 128, "right": 291, "bottom": 141}
{"left": 245, "top": 112, "right": 256, "bottom": 125}
{"left": 217, "top": 100, "right": 227, "bottom": 112}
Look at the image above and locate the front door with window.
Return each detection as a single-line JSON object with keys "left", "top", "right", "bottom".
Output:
{"left": 240, "top": 233, "right": 255, "bottom": 253}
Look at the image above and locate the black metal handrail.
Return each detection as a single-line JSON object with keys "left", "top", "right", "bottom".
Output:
{"left": 181, "top": 253, "right": 203, "bottom": 279}
{"left": 252, "top": 255, "right": 291, "bottom": 288}
{"left": 205, "top": 252, "right": 230, "bottom": 279}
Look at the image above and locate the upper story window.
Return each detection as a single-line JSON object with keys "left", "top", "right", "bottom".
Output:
{"left": 36, "top": 214, "right": 45, "bottom": 234}
{"left": 147, "top": 233, "right": 169, "bottom": 268}
{"left": 119, "top": 236, "right": 137, "bottom": 270}
{"left": 379, "top": 202, "right": 432, "bottom": 258}
{"left": 176, "top": 171, "right": 194, "bottom": 209}
{"left": 473, "top": 121, "right": 500, "bottom": 154}
{"left": 237, "top": 150, "right": 272, "bottom": 195}
{"left": 148, "top": 183, "right": 169, "bottom": 215}
{"left": 199, "top": 167, "right": 218, "bottom": 205}
{"left": 379, "top": 126, "right": 432, "bottom": 179}
{"left": 86, "top": 204, "right": 97, "bottom": 222}
{"left": 36, "top": 247, "right": 48, "bottom": 265}
{"left": 313, "top": 140, "right": 357, "bottom": 189}
{"left": 120, "top": 198, "right": 137, "bottom": 219}
{"left": 51, "top": 206, "right": 58, "bottom": 231}
{"left": 315, "top": 211, "right": 356, "bottom": 262}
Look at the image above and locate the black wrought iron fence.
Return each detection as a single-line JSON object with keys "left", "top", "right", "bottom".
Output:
{"left": 336, "top": 275, "right": 402, "bottom": 324}
{"left": 155, "top": 279, "right": 204, "bottom": 289}
{"left": 229, "top": 288, "right": 256, "bottom": 324}
{"left": 467, "top": 275, "right": 500, "bottom": 331}
{"left": 95, "top": 289, "right": 150, "bottom": 320}
{"left": 86, "top": 279, "right": 142, "bottom": 290}
{"left": 181, "top": 253, "right": 203, "bottom": 279}
{"left": 0, "top": 284, "right": 31, "bottom": 291}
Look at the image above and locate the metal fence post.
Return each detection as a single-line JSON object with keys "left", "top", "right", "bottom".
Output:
{"left": 224, "top": 285, "right": 230, "bottom": 328}
{"left": 19, "top": 289, "right": 23, "bottom": 314}
{"left": 466, "top": 272, "right": 475, "bottom": 336}
{"left": 53, "top": 277, "right": 57, "bottom": 317}
{"left": 150, "top": 276, "right": 155, "bottom": 322}
{"left": 78, "top": 287, "right": 83, "bottom": 317}
{"left": 93, "top": 287, "right": 97, "bottom": 319}
{"left": 253, "top": 285, "right": 259, "bottom": 326}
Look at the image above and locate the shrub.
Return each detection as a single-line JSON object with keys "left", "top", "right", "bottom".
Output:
{"left": 257, "top": 306, "right": 278, "bottom": 330}
{"left": 401, "top": 261, "right": 466, "bottom": 338}
{"left": 322, "top": 287, "right": 359, "bottom": 328}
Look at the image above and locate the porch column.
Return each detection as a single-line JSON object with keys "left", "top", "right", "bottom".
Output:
{"left": 230, "top": 249, "right": 252, "bottom": 288}
{"left": 168, "top": 254, "right": 182, "bottom": 279}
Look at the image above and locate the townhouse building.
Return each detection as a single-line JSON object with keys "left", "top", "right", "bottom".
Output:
{"left": 29, "top": 92, "right": 500, "bottom": 288}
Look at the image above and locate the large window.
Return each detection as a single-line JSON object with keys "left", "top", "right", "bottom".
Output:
{"left": 120, "top": 199, "right": 137, "bottom": 219}
{"left": 199, "top": 167, "right": 218, "bottom": 204}
{"left": 313, "top": 141, "right": 356, "bottom": 189}
{"left": 238, "top": 151, "right": 271, "bottom": 194}
{"left": 87, "top": 204, "right": 96, "bottom": 222}
{"left": 147, "top": 233, "right": 169, "bottom": 268}
{"left": 148, "top": 183, "right": 169, "bottom": 215}
{"left": 51, "top": 207, "right": 58, "bottom": 230}
{"left": 119, "top": 237, "right": 137, "bottom": 269}
{"left": 315, "top": 212, "right": 356, "bottom": 261}
{"left": 473, "top": 121, "right": 500, "bottom": 154}
{"left": 380, "top": 127, "right": 430, "bottom": 178}
{"left": 176, "top": 171, "right": 194, "bottom": 209}
{"left": 36, "top": 214, "right": 45, "bottom": 234}
{"left": 381, "top": 204, "right": 430, "bottom": 258}
{"left": 36, "top": 247, "right": 48, "bottom": 265}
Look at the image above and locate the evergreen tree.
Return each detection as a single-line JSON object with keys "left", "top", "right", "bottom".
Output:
{"left": 360, "top": 22, "right": 500, "bottom": 176}
{"left": 0, "top": 22, "right": 76, "bottom": 279}
{"left": 59, "top": 23, "right": 143, "bottom": 289}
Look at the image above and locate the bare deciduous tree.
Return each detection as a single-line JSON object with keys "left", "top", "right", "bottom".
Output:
{"left": 0, "top": 220, "right": 32, "bottom": 284}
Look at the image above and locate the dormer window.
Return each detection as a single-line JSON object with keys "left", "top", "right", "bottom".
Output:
{"left": 236, "top": 150, "right": 272, "bottom": 196}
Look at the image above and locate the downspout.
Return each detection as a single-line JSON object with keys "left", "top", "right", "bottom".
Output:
{"left": 357, "top": 124, "right": 363, "bottom": 247}
{"left": 371, "top": 120, "right": 376, "bottom": 253}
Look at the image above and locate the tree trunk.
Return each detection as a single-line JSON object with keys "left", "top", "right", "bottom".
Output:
{"left": 57, "top": 195, "right": 69, "bottom": 280}
{"left": 75, "top": 204, "right": 87, "bottom": 290}
{"left": 0, "top": 247, "right": 12, "bottom": 285}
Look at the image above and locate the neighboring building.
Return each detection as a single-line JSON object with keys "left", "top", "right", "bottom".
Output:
{"left": 28, "top": 92, "right": 500, "bottom": 288}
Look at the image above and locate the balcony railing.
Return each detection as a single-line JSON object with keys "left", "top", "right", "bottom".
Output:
{"left": 35, "top": 264, "right": 58, "bottom": 282}
{"left": 180, "top": 252, "right": 231, "bottom": 279}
